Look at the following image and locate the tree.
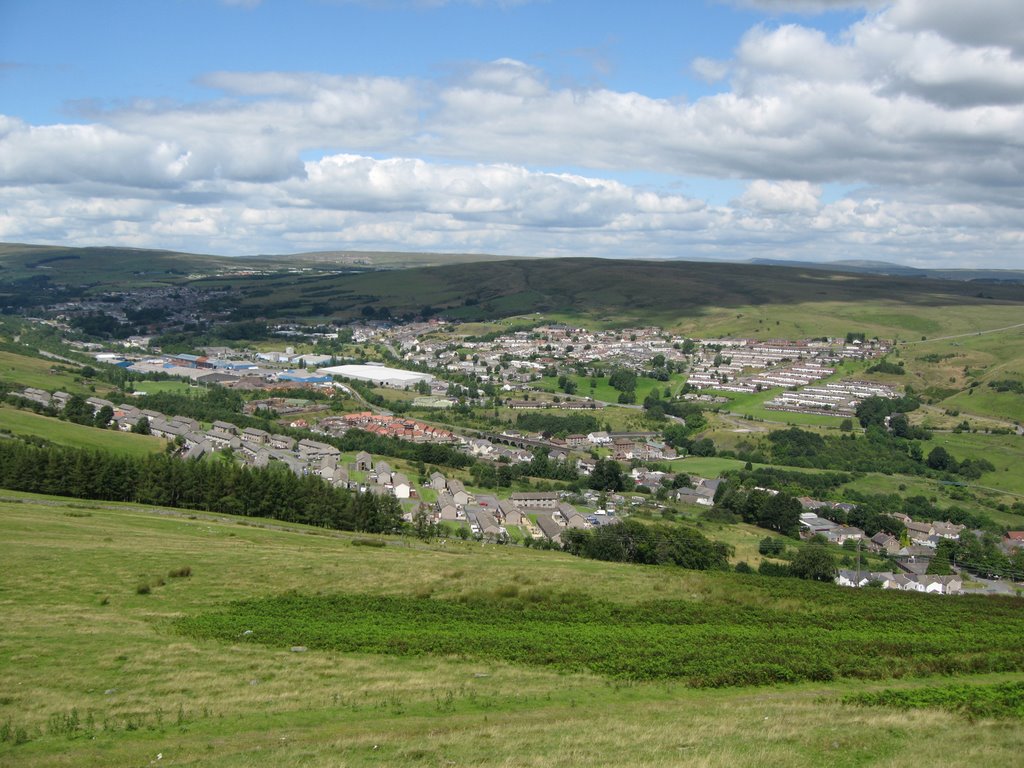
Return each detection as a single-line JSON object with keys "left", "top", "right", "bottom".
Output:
{"left": 689, "top": 437, "right": 716, "bottom": 457}
{"left": 926, "top": 548, "right": 953, "bottom": 575}
{"left": 94, "top": 405, "right": 114, "bottom": 429}
{"left": 760, "top": 493, "right": 801, "bottom": 536}
{"left": 412, "top": 506, "right": 437, "bottom": 540}
{"left": 589, "top": 458, "right": 625, "bottom": 492}
{"left": 758, "top": 536, "right": 786, "bottom": 556}
{"left": 131, "top": 415, "right": 151, "bottom": 435}
{"left": 62, "top": 395, "right": 94, "bottom": 426}
{"left": 608, "top": 368, "right": 637, "bottom": 395}
{"left": 839, "top": 418, "right": 854, "bottom": 432}
{"left": 926, "top": 446, "right": 958, "bottom": 472}
{"left": 790, "top": 544, "right": 837, "bottom": 582}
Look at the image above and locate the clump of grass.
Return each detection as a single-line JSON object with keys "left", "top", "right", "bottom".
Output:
{"left": 168, "top": 566, "right": 192, "bottom": 578}
{"left": 99, "top": 596, "right": 110, "bottom": 606}
{"left": 135, "top": 582, "right": 151, "bottom": 595}
{"left": 351, "top": 538, "right": 385, "bottom": 548}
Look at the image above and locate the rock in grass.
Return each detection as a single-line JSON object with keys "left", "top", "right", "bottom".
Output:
{"left": 290, "top": 646, "right": 307, "bottom": 653}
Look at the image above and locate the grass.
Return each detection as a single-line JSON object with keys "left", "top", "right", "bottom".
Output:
{"left": 0, "top": 351, "right": 90, "bottom": 394}
{"left": 0, "top": 406, "right": 164, "bottom": 457}
{"left": 934, "top": 432, "right": 1024, "bottom": 495}
{"left": 896, "top": 326, "right": 1024, "bottom": 423}
{"left": 533, "top": 373, "right": 687, "bottom": 404}
{"left": 127, "top": 380, "right": 197, "bottom": 395}
{"left": 3, "top": 493, "right": 1024, "bottom": 766}
{"left": 668, "top": 456, "right": 762, "bottom": 476}
{"left": 943, "top": 387, "right": 1024, "bottom": 424}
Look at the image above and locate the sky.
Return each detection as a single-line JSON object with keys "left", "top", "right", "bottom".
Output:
{"left": 1, "top": 0, "right": 1023, "bottom": 267}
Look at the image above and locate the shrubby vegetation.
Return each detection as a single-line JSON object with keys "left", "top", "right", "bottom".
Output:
{"left": 713, "top": 485, "right": 803, "bottom": 536}
{"left": 562, "top": 519, "right": 731, "bottom": 571}
{"left": 855, "top": 394, "right": 921, "bottom": 428}
{"left": 788, "top": 542, "right": 838, "bottom": 582}
{"left": 988, "top": 379, "right": 1024, "bottom": 394}
{"left": 129, "top": 388, "right": 274, "bottom": 431}
{"left": 332, "top": 428, "right": 475, "bottom": 469}
{"left": 725, "top": 467, "right": 852, "bottom": 498}
{"left": 845, "top": 682, "right": 1024, "bottom": 719}
{"left": 838, "top": 489, "right": 999, "bottom": 535}
{"left": 935, "top": 535, "right": 1024, "bottom": 580}
{"left": 865, "top": 360, "right": 905, "bottom": 375}
{"left": 642, "top": 394, "right": 707, "bottom": 428}
{"left": 178, "top": 583, "right": 1024, "bottom": 686}
{"left": 514, "top": 412, "right": 600, "bottom": 437}
{"left": 765, "top": 427, "right": 924, "bottom": 474}
{"left": 468, "top": 448, "right": 580, "bottom": 487}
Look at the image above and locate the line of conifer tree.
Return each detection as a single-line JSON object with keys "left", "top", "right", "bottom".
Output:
{"left": 0, "top": 439, "right": 403, "bottom": 533}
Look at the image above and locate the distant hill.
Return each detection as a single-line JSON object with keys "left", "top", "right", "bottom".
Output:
{"left": 257, "top": 249, "right": 527, "bottom": 269}
{"left": 0, "top": 242, "right": 521, "bottom": 290}
{"left": 748, "top": 258, "right": 1024, "bottom": 283}
{"left": 0, "top": 242, "right": 232, "bottom": 287}
{"left": 5, "top": 244, "right": 1024, "bottom": 336}
{"left": 223, "top": 256, "right": 1024, "bottom": 325}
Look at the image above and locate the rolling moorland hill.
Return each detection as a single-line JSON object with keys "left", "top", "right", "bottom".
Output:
{"left": 748, "top": 258, "right": 1024, "bottom": 283}
{"left": 5, "top": 242, "right": 1024, "bottom": 331}
{"left": 212, "top": 256, "right": 1024, "bottom": 330}
{"left": 0, "top": 243, "right": 229, "bottom": 289}
{"left": 0, "top": 243, "right": 518, "bottom": 294}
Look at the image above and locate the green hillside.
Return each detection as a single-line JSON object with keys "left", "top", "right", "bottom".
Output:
{"left": 0, "top": 242, "right": 227, "bottom": 289}
{"left": 2, "top": 495, "right": 1024, "bottom": 767}
{"left": 216, "top": 256, "right": 1024, "bottom": 334}
{"left": 0, "top": 242, "right": 518, "bottom": 295}
{"left": 0, "top": 406, "right": 164, "bottom": 457}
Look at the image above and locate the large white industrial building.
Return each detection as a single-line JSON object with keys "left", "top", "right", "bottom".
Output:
{"left": 317, "top": 363, "right": 433, "bottom": 388}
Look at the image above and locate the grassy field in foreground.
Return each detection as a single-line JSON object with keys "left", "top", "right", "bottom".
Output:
{"left": 0, "top": 406, "right": 165, "bottom": 457}
{"left": 3, "top": 494, "right": 1024, "bottom": 767}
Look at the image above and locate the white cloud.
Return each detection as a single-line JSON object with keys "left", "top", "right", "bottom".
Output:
{"left": 1, "top": 1, "right": 1023, "bottom": 266}
{"left": 691, "top": 57, "right": 731, "bottom": 83}
{"left": 738, "top": 180, "right": 822, "bottom": 213}
{"left": 886, "top": 0, "right": 1024, "bottom": 52}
